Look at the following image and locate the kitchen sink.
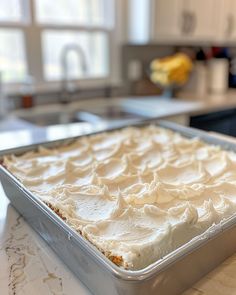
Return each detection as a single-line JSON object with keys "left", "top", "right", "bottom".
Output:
{"left": 12, "top": 96, "right": 200, "bottom": 130}
{"left": 80, "top": 105, "right": 146, "bottom": 121}
{"left": 18, "top": 111, "right": 103, "bottom": 127}
{"left": 15, "top": 98, "right": 148, "bottom": 127}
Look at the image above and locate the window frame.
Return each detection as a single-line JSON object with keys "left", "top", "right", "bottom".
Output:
{"left": 0, "top": 0, "right": 121, "bottom": 95}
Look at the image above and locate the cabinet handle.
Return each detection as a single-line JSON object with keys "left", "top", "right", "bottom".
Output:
{"left": 190, "top": 12, "right": 197, "bottom": 34}
{"left": 181, "top": 11, "right": 192, "bottom": 35}
{"left": 226, "top": 14, "right": 234, "bottom": 37}
{"left": 180, "top": 11, "right": 187, "bottom": 34}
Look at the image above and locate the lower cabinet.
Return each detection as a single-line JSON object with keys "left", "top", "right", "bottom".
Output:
{"left": 190, "top": 109, "right": 236, "bottom": 136}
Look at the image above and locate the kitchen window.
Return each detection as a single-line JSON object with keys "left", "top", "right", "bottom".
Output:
{"left": 0, "top": 0, "right": 116, "bottom": 93}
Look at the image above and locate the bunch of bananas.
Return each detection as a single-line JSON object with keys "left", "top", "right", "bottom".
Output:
{"left": 150, "top": 53, "right": 193, "bottom": 87}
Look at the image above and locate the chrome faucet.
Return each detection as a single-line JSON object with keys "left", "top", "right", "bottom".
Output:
{"left": 60, "top": 43, "right": 88, "bottom": 104}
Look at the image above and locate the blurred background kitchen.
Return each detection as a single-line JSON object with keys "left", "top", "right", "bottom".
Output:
{"left": 1, "top": 0, "right": 236, "bottom": 149}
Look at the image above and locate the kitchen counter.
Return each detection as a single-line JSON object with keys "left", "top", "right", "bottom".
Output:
{"left": 8, "top": 91, "right": 236, "bottom": 134}
{"left": 4, "top": 91, "right": 236, "bottom": 150}
{"left": 13, "top": 96, "right": 202, "bottom": 119}
{"left": 0, "top": 119, "right": 113, "bottom": 151}
{"left": 0, "top": 116, "right": 38, "bottom": 132}
{"left": 177, "top": 89, "right": 236, "bottom": 116}
{"left": 0, "top": 185, "right": 90, "bottom": 295}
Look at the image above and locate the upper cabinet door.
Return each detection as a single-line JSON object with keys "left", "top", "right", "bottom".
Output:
{"left": 186, "top": 0, "right": 218, "bottom": 40}
{"left": 152, "top": 0, "right": 220, "bottom": 43}
{"left": 152, "top": 0, "right": 236, "bottom": 44}
{"left": 221, "top": 0, "right": 236, "bottom": 41}
{"left": 210, "top": 0, "right": 236, "bottom": 43}
{"left": 153, "top": 0, "right": 183, "bottom": 40}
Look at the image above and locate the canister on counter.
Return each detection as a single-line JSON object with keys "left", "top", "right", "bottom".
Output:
{"left": 208, "top": 58, "right": 229, "bottom": 94}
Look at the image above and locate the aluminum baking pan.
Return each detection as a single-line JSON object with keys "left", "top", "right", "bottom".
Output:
{"left": 2, "top": 119, "right": 236, "bottom": 295}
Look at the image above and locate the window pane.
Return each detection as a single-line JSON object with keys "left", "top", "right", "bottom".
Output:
{"left": 0, "top": 0, "right": 23, "bottom": 22}
{"left": 0, "top": 29, "right": 27, "bottom": 82}
{"left": 42, "top": 30, "right": 109, "bottom": 81}
{"left": 90, "top": 0, "right": 107, "bottom": 25}
{"left": 91, "top": 32, "right": 109, "bottom": 76}
{"left": 35, "top": 0, "right": 107, "bottom": 26}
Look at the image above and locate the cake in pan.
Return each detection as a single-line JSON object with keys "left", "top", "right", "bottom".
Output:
{"left": 4, "top": 125, "right": 236, "bottom": 270}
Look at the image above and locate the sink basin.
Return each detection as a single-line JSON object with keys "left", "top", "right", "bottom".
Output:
{"left": 17, "top": 112, "right": 84, "bottom": 126}
{"left": 16, "top": 98, "right": 148, "bottom": 127}
{"left": 80, "top": 105, "right": 146, "bottom": 121}
{"left": 18, "top": 111, "right": 102, "bottom": 127}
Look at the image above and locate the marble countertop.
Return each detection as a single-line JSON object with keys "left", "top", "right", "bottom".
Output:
{"left": 177, "top": 89, "right": 236, "bottom": 115}
{"left": 0, "top": 183, "right": 91, "bottom": 295}
{"left": 0, "top": 117, "right": 115, "bottom": 151}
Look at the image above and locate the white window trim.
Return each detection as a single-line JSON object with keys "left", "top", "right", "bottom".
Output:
{"left": 1, "top": 0, "right": 124, "bottom": 95}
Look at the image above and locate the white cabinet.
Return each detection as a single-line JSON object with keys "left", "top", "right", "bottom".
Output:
{"left": 186, "top": 0, "right": 217, "bottom": 40}
{"left": 227, "top": 0, "right": 236, "bottom": 40}
{"left": 152, "top": 0, "right": 220, "bottom": 43}
{"left": 217, "top": 0, "right": 236, "bottom": 42}
{"left": 153, "top": 0, "right": 183, "bottom": 39}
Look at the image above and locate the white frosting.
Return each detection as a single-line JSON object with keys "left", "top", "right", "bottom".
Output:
{"left": 4, "top": 125, "right": 236, "bottom": 270}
